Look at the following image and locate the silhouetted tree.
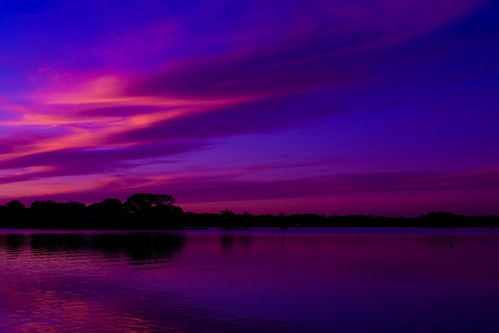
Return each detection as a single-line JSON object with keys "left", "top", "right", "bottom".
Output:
{"left": 124, "top": 193, "right": 175, "bottom": 214}
{"left": 102, "top": 198, "right": 123, "bottom": 212}
{"left": 220, "top": 208, "right": 234, "bottom": 216}
{"left": 27, "top": 200, "right": 55, "bottom": 228}
{"left": 86, "top": 200, "right": 121, "bottom": 227}
{"left": 61, "top": 201, "right": 87, "bottom": 226}
{"left": 123, "top": 193, "right": 182, "bottom": 229}
{"left": 220, "top": 208, "right": 238, "bottom": 229}
{"left": 6, "top": 200, "right": 25, "bottom": 211}
{"left": 1, "top": 193, "right": 499, "bottom": 229}
{"left": 3, "top": 200, "right": 28, "bottom": 226}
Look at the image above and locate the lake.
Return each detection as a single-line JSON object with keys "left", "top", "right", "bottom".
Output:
{"left": 0, "top": 228, "right": 498, "bottom": 332}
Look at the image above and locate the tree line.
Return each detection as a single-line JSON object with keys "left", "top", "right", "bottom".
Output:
{"left": 0, "top": 193, "right": 183, "bottom": 229}
{"left": 0, "top": 193, "right": 498, "bottom": 229}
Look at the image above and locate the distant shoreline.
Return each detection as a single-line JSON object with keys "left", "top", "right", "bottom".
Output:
{"left": 0, "top": 225, "right": 496, "bottom": 233}
{"left": 1, "top": 194, "right": 497, "bottom": 229}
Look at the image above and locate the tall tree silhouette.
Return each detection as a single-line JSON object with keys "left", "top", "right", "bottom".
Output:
{"left": 124, "top": 193, "right": 176, "bottom": 214}
{"left": 3, "top": 200, "right": 27, "bottom": 227}
{"left": 123, "top": 193, "right": 182, "bottom": 229}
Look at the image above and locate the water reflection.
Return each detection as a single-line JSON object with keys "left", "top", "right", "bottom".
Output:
{"left": 0, "top": 229, "right": 498, "bottom": 332}
{"left": 0, "top": 232, "right": 186, "bottom": 265}
{"left": 30, "top": 233, "right": 87, "bottom": 252}
{"left": 220, "top": 233, "right": 253, "bottom": 252}
{"left": 1, "top": 234, "right": 28, "bottom": 254}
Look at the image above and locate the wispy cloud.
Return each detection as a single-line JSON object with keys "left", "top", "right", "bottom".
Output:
{"left": 0, "top": 0, "right": 495, "bottom": 215}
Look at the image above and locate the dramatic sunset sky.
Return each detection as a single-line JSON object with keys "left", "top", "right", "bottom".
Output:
{"left": 0, "top": 0, "right": 498, "bottom": 216}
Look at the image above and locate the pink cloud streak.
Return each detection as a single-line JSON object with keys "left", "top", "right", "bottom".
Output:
{"left": 0, "top": 0, "right": 494, "bottom": 215}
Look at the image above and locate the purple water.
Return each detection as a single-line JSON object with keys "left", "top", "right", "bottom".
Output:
{"left": 0, "top": 228, "right": 498, "bottom": 332}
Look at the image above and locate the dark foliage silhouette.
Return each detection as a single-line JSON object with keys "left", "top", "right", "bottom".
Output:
{"left": 124, "top": 193, "right": 183, "bottom": 229}
{"left": 0, "top": 193, "right": 498, "bottom": 229}
{"left": 124, "top": 193, "right": 175, "bottom": 214}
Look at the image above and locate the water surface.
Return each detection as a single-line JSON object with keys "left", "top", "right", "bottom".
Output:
{"left": 0, "top": 228, "right": 498, "bottom": 332}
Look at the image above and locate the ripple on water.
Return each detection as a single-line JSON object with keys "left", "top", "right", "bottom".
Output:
{"left": 0, "top": 229, "right": 498, "bottom": 332}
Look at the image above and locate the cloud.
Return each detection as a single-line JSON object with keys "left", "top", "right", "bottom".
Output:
{"left": 0, "top": 141, "right": 204, "bottom": 184}
{"left": 127, "top": 42, "right": 359, "bottom": 99}
{"left": 126, "top": 0, "right": 486, "bottom": 100}
{"left": 163, "top": 169, "right": 499, "bottom": 203}
{"left": 76, "top": 105, "right": 169, "bottom": 118}
{"left": 3, "top": 164, "right": 499, "bottom": 217}
{"left": 107, "top": 91, "right": 341, "bottom": 145}
{"left": 11, "top": 167, "right": 499, "bottom": 204}
{"left": 0, "top": 0, "right": 492, "bottom": 213}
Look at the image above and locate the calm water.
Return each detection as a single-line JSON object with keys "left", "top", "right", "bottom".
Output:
{"left": 0, "top": 228, "right": 498, "bottom": 332}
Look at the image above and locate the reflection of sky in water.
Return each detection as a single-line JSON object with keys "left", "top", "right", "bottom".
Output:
{"left": 0, "top": 229, "right": 498, "bottom": 332}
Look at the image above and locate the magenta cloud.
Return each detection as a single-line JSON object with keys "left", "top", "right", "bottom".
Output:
{"left": 0, "top": 0, "right": 497, "bottom": 216}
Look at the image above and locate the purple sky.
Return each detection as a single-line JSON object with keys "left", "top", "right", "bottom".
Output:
{"left": 1, "top": 0, "right": 498, "bottom": 216}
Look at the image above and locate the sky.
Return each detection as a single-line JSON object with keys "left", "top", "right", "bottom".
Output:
{"left": 0, "top": 0, "right": 498, "bottom": 216}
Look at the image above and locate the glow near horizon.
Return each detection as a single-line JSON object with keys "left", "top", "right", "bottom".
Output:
{"left": 1, "top": 0, "right": 499, "bottom": 216}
